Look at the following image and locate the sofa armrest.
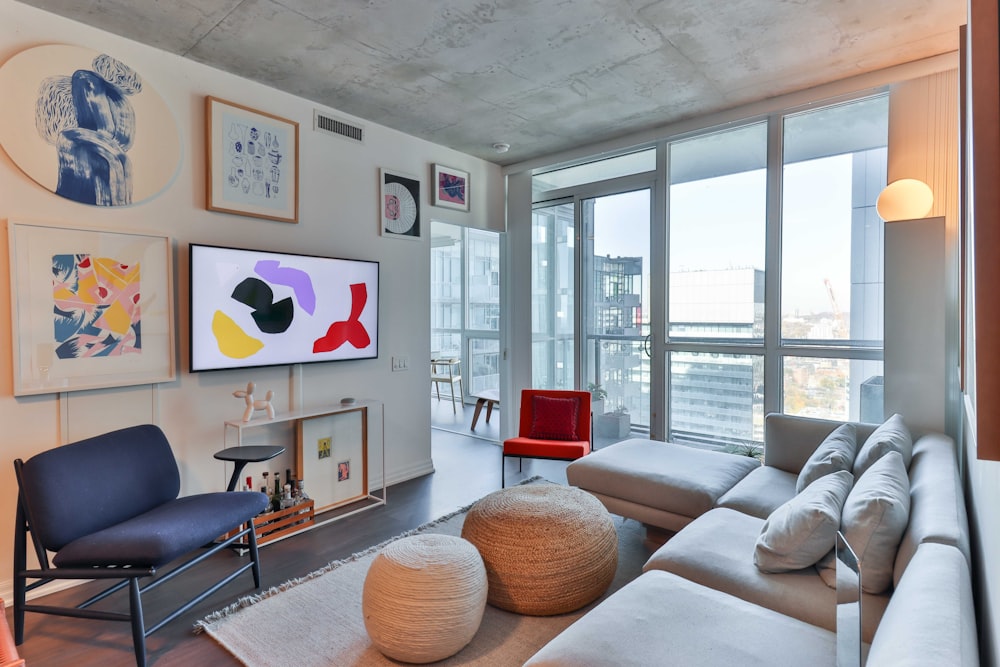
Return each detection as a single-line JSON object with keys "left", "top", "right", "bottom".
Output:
{"left": 763, "top": 413, "right": 878, "bottom": 473}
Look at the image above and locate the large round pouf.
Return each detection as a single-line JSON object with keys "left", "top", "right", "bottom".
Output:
{"left": 461, "top": 484, "right": 618, "bottom": 616}
{"left": 362, "top": 533, "right": 487, "bottom": 664}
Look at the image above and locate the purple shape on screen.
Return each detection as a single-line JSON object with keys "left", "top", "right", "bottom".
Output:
{"left": 254, "top": 260, "right": 316, "bottom": 315}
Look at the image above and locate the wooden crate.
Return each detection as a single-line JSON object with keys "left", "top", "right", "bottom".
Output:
{"left": 227, "top": 499, "right": 315, "bottom": 548}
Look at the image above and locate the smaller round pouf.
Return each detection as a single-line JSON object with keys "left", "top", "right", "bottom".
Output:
{"left": 362, "top": 533, "right": 487, "bottom": 664}
{"left": 461, "top": 484, "right": 618, "bottom": 616}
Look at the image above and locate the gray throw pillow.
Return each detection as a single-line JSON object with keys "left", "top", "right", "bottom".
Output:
{"left": 754, "top": 470, "right": 854, "bottom": 573}
{"left": 853, "top": 413, "right": 912, "bottom": 478}
{"left": 818, "top": 450, "right": 910, "bottom": 594}
{"left": 796, "top": 423, "right": 858, "bottom": 493}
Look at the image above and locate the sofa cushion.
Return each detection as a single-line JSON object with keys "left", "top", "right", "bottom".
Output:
{"left": 754, "top": 470, "right": 853, "bottom": 573}
{"left": 529, "top": 395, "right": 580, "bottom": 440}
{"left": 819, "top": 451, "right": 910, "bottom": 594}
{"left": 796, "top": 423, "right": 857, "bottom": 492}
{"left": 567, "top": 439, "right": 759, "bottom": 520}
{"left": 643, "top": 507, "right": 889, "bottom": 642}
{"left": 524, "top": 570, "right": 840, "bottom": 667}
{"left": 716, "top": 466, "right": 797, "bottom": 519}
{"left": 866, "top": 543, "right": 979, "bottom": 667}
{"left": 853, "top": 413, "right": 912, "bottom": 477}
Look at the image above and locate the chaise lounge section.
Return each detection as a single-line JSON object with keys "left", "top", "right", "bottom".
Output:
{"left": 528, "top": 413, "right": 977, "bottom": 666}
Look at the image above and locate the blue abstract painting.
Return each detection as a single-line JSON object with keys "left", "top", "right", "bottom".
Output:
{"left": 0, "top": 45, "right": 180, "bottom": 207}
{"left": 36, "top": 54, "right": 141, "bottom": 206}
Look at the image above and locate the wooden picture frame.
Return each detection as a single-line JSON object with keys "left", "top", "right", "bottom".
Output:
{"left": 379, "top": 168, "right": 421, "bottom": 240}
{"left": 296, "top": 410, "right": 368, "bottom": 513}
{"left": 205, "top": 96, "right": 299, "bottom": 223}
{"left": 7, "top": 220, "right": 175, "bottom": 396}
{"left": 432, "top": 163, "right": 470, "bottom": 211}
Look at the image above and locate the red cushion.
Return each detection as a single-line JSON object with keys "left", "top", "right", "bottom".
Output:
{"left": 529, "top": 395, "right": 580, "bottom": 440}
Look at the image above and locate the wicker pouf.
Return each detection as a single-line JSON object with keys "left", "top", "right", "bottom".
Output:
{"left": 461, "top": 484, "right": 618, "bottom": 616}
{"left": 362, "top": 533, "right": 487, "bottom": 664}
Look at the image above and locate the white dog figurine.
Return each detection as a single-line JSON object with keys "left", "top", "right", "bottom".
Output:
{"left": 234, "top": 381, "right": 275, "bottom": 422}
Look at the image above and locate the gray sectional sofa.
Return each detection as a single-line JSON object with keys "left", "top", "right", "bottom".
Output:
{"left": 525, "top": 413, "right": 978, "bottom": 666}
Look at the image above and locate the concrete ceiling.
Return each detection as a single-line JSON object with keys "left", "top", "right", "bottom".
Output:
{"left": 16, "top": 0, "right": 966, "bottom": 166}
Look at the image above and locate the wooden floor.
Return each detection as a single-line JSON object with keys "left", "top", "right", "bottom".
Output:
{"left": 11, "top": 409, "right": 571, "bottom": 667}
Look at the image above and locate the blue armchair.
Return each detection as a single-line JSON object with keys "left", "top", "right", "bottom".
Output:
{"left": 13, "top": 424, "right": 269, "bottom": 666}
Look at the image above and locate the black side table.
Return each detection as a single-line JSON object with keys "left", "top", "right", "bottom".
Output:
{"left": 214, "top": 445, "right": 286, "bottom": 492}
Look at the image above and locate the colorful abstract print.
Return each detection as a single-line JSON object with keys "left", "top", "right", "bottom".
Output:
{"left": 52, "top": 254, "right": 141, "bottom": 359}
{"left": 211, "top": 260, "right": 370, "bottom": 360}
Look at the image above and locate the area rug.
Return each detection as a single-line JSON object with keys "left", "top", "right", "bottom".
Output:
{"left": 196, "top": 480, "right": 650, "bottom": 666}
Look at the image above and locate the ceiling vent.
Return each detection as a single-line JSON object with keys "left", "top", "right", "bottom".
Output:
{"left": 313, "top": 110, "right": 364, "bottom": 144}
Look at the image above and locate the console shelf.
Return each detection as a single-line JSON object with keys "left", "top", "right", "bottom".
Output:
{"left": 222, "top": 400, "right": 386, "bottom": 542}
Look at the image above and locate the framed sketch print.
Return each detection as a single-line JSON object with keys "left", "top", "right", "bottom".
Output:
{"left": 379, "top": 168, "right": 421, "bottom": 240}
{"left": 432, "top": 163, "right": 469, "bottom": 211}
{"left": 206, "top": 96, "right": 299, "bottom": 223}
{"left": 7, "top": 220, "right": 175, "bottom": 396}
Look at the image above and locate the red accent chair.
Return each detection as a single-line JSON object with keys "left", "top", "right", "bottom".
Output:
{"left": 502, "top": 389, "right": 592, "bottom": 487}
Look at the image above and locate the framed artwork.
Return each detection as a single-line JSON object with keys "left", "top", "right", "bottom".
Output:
{"left": 7, "top": 220, "right": 175, "bottom": 396}
{"left": 432, "top": 164, "right": 470, "bottom": 211}
{"left": 379, "top": 168, "right": 421, "bottom": 239}
{"left": 296, "top": 411, "right": 367, "bottom": 513}
{"left": 0, "top": 44, "right": 180, "bottom": 207}
{"left": 206, "top": 96, "right": 299, "bottom": 223}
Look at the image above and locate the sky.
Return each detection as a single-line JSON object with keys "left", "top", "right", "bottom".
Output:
{"left": 592, "top": 152, "right": 856, "bottom": 318}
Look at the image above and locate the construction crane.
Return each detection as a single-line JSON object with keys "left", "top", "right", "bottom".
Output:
{"left": 823, "top": 278, "right": 846, "bottom": 336}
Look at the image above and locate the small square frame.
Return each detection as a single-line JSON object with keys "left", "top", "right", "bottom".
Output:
{"left": 206, "top": 96, "right": 299, "bottom": 223}
{"left": 432, "top": 164, "right": 470, "bottom": 211}
{"left": 379, "top": 168, "right": 422, "bottom": 240}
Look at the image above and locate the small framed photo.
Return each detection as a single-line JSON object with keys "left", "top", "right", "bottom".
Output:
{"left": 379, "top": 168, "right": 421, "bottom": 240}
{"left": 205, "top": 96, "right": 299, "bottom": 223}
{"left": 432, "top": 164, "right": 469, "bottom": 211}
{"left": 337, "top": 460, "right": 351, "bottom": 481}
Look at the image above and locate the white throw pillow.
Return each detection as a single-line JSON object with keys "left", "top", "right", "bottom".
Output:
{"left": 754, "top": 470, "right": 854, "bottom": 573}
{"left": 796, "top": 423, "right": 857, "bottom": 493}
{"left": 819, "top": 450, "right": 910, "bottom": 594}
{"left": 853, "top": 413, "right": 912, "bottom": 478}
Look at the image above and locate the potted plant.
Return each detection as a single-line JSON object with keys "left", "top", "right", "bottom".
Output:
{"left": 596, "top": 404, "right": 630, "bottom": 438}
{"left": 587, "top": 382, "right": 607, "bottom": 416}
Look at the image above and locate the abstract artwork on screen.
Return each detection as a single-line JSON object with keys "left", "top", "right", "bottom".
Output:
{"left": 192, "top": 245, "right": 378, "bottom": 372}
{"left": 0, "top": 45, "right": 180, "bottom": 207}
{"left": 52, "top": 254, "right": 142, "bottom": 359}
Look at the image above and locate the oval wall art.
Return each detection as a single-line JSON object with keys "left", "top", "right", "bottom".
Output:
{"left": 0, "top": 44, "right": 180, "bottom": 207}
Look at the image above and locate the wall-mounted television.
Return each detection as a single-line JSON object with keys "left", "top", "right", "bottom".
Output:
{"left": 189, "top": 243, "right": 379, "bottom": 372}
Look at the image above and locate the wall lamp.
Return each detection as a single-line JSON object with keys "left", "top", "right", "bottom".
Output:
{"left": 875, "top": 178, "right": 934, "bottom": 222}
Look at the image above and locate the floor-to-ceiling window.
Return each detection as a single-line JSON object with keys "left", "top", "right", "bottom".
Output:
{"left": 431, "top": 222, "right": 501, "bottom": 401}
{"left": 529, "top": 92, "right": 887, "bottom": 450}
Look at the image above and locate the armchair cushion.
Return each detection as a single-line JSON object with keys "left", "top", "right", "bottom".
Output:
{"left": 529, "top": 395, "right": 580, "bottom": 441}
{"left": 53, "top": 492, "right": 268, "bottom": 568}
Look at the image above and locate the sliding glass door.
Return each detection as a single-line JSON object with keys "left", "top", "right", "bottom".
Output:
{"left": 582, "top": 189, "right": 652, "bottom": 442}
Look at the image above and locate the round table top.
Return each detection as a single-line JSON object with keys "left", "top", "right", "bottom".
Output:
{"left": 214, "top": 445, "right": 286, "bottom": 463}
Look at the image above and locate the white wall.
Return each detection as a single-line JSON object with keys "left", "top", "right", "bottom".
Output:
{"left": 0, "top": 0, "right": 503, "bottom": 600}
